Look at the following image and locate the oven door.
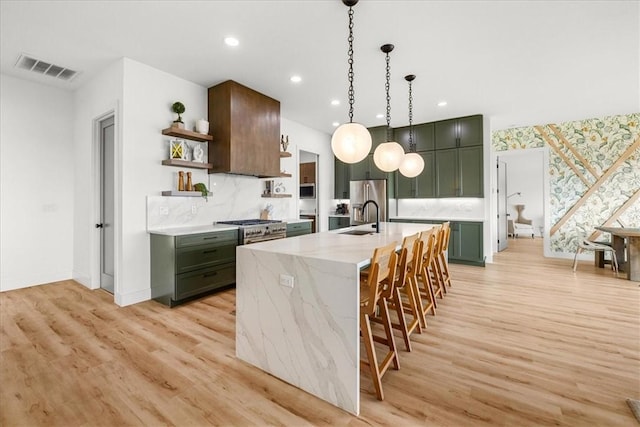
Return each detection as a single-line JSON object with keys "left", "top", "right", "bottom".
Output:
{"left": 244, "top": 234, "right": 285, "bottom": 245}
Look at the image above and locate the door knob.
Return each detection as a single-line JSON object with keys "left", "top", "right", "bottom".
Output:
{"left": 95, "top": 223, "right": 104, "bottom": 228}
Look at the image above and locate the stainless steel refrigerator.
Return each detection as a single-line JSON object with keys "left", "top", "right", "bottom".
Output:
{"left": 350, "top": 179, "right": 387, "bottom": 226}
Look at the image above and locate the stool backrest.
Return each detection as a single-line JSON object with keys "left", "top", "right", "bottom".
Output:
{"left": 362, "top": 242, "right": 398, "bottom": 314}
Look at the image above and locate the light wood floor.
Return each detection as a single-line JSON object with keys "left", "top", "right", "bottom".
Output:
{"left": 2, "top": 238, "right": 639, "bottom": 426}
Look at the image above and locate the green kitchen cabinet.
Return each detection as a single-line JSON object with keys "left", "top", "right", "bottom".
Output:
{"left": 390, "top": 219, "right": 484, "bottom": 266}
{"left": 368, "top": 125, "right": 392, "bottom": 154}
{"left": 151, "top": 229, "right": 238, "bottom": 307}
{"left": 350, "top": 154, "right": 388, "bottom": 181}
{"left": 448, "top": 221, "right": 484, "bottom": 266}
{"left": 334, "top": 158, "right": 350, "bottom": 199}
{"left": 395, "top": 123, "right": 435, "bottom": 152}
{"left": 286, "top": 221, "right": 312, "bottom": 237}
{"left": 329, "top": 216, "right": 350, "bottom": 230}
{"left": 435, "top": 146, "right": 483, "bottom": 197}
{"left": 434, "top": 115, "right": 483, "bottom": 149}
{"left": 395, "top": 152, "right": 435, "bottom": 198}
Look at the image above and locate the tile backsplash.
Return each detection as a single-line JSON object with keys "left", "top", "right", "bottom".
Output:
{"left": 396, "top": 198, "right": 484, "bottom": 220}
{"left": 147, "top": 173, "right": 292, "bottom": 230}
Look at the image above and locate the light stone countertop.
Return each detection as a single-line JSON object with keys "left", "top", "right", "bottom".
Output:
{"left": 147, "top": 223, "right": 239, "bottom": 236}
{"left": 328, "top": 214, "right": 350, "bottom": 217}
{"left": 391, "top": 216, "right": 485, "bottom": 222}
{"left": 241, "top": 221, "right": 433, "bottom": 268}
{"left": 283, "top": 218, "right": 313, "bottom": 224}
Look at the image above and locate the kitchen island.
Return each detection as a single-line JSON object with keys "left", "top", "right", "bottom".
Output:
{"left": 235, "top": 222, "right": 433, "bottom": 415}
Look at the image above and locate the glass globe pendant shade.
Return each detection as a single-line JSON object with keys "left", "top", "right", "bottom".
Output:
{"left": 331, "top": 122, "right": 372, "bottom": 164}
{"left": 373, "top": 141, "right": 405, "bottom": 172}
{"left": 399, "top": 152, "right": 425, "bottom": 178}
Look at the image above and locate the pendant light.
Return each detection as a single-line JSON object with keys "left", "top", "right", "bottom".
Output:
{"left": 373, "top": 44, "right": 404, "bottom": 172}
{"left": 399, "top": 74, "right": 425, "bottom": 177}
{"left": 331, "top": 0, "right": 371, "bottom": 164}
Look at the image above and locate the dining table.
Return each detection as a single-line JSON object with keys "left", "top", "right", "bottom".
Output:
{"left": 595, "top": 226, "right": 640, "bottom": 282}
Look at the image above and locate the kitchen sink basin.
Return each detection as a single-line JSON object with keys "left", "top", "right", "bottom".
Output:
{"left": 339, "top": 230, "right": 373, "bottom": 236}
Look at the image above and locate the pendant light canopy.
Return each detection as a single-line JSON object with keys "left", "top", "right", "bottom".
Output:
{"left": 373, "top": 44, "right": 404, "bottom": 172}
{"left": 331, "top": 0, "right": 371, "bottom": 164}
{"left": 399, "top": 74, "right": 425, "bottom": 178}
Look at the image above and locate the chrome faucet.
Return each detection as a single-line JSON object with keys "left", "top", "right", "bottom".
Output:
{"left": 362, "top": 199, "right": 380, "bottom": 233}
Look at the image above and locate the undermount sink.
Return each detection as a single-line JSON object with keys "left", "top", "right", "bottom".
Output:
{"left": 339, "top": 230, "right": 373, "bottom": 236}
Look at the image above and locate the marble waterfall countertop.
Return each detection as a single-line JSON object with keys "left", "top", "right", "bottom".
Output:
{"left": 242, "top": 222, "right": 430, "bottom": 268}
{"left": 235, "top": 221, "right": 435, "bottom": 415}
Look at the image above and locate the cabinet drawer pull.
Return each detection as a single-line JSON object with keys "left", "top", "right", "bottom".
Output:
{"left": 203, "top": 249, "right": 218, "bottom": 254}
{"left": 203, "top": 271, "right": 218, "bottom": 277}
{"left": 203, "top": 236, "right": 219, "bottom": 240}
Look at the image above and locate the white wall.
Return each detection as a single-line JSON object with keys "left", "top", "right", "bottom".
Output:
{"left": 0, "top": 74, "right": 74, "bottom": 291}
{"left": 72, "top": 59, "right": 124, "bottom": 291}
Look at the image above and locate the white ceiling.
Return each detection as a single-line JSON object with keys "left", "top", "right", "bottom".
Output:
{"left": 1, "top": 1, "right": 638, "bottom": 135}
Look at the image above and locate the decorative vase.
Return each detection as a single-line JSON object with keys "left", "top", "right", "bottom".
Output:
{"left": 196, "top": 119, "right": 209, "bottom": 134}
{"left": 281, "top": 135, "right": 289, "bottom": 152}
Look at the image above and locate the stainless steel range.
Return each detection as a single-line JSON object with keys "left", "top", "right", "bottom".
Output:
{"left": 217, "top": 219, "right": 287, "bottom": 244}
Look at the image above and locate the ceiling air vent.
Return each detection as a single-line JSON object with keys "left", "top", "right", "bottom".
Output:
{"left": 14, "top": 53, "right": 79, "bottom": 82}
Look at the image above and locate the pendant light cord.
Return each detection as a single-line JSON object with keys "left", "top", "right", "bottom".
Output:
{"left": 385, "top": 51, "right": 392, "bottom": 141}
{"left": 347, "top": 6, "right": 355, "bottom": 124}
{"left": 408, "top": 79, "right": 415, "bottom": 152}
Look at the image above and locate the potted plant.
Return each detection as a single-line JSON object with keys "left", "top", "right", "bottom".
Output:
{"left": 172, "top": 101, "right": 185, "bottom": 129}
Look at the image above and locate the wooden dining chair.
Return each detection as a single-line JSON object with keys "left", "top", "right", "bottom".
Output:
{"left": 371, "top": 232, "right": 423, "bottom": 352}
{"left": 360, "top": 241, "right": 399, "bottom": 401}
{"left": 413, "top": 228, "right": 439, "bottom": 328}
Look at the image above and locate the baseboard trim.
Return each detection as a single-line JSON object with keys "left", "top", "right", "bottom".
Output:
{"left": 115, "top": 288, "right": 151, "bottom": 307}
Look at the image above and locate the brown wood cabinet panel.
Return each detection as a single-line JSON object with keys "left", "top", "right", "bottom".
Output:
{"left": 300, "top": 162, "right": 316, "bottom": 184}
{"left": 208, "top": 80, "right": 280, "bottom": 177}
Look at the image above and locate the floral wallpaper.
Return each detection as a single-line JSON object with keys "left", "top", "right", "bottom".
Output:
{"left": 492, "top": 113, "right": 640, "bottom": 254}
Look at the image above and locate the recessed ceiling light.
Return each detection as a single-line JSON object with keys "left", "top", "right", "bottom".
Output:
{"left": 331, "top": 99, "right": 340, "bottom": 106}
{"left": 224, "top": 37, "right": 239, "bottom": 47}
{"left": 376, "top": 113, "right": 384, "bottom": 119}
{"left": 437, "top": 101, "right": 447, "bottom": 107}
{"left": 332, "top": 122, "right": 340, "bottom": 127}
{"left": 290, "top": 75, "right": 302, "bottom": 83}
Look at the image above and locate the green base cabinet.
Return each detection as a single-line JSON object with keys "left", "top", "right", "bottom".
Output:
{"left": 389, "top": 219, "right": 484, "bottom": 266}
{"left": 329, "top": 216, "right": 350, "bottom": 230}
{"left": 287, "top": 221, "right": 312, "bottom": 237}
{"left": 151, "top": 229, "right": 238, "bottom": 307}
{"left": 448, "top": 221, "right": 485, "bottom": 266}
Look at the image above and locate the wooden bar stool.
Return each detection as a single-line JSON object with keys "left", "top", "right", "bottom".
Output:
{"left": 438, "top": 221, "right": 453, "bottom": 291}
{"left": 430, "top": 224, "right": 449, "bottom": 297}
{"left": 413, "top": 228, "right": 438, "bottom": 328}
{"left": 372, "top": 232, "right": 423, "bottom": 352}
{"left": 360, "top": 241, "right": 399, "bottom": 401}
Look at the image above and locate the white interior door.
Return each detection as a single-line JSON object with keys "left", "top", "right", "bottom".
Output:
{"left": 497, "top": 159, "right": 508, "bottom": 251}
{"left": 99, "top": 116, "right": 115, "bottom": 293}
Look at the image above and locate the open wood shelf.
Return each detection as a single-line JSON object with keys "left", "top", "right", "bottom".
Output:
{"left": 279, "top": 173, "right": 292, "bottom": 178}
{"left": 161, "top": 159, "right": 213, "bottom": 169}
{"left": 162, "top": 190, "right": 212, "bottom": 197}
{"left": 280, "top": 151, "right": 292, "bottom": 158}
{"left": 261, "top": 194, "right": 292, "bottom": 198}
{"left": 162, "top": 127, "right": 213, "bottom": 142}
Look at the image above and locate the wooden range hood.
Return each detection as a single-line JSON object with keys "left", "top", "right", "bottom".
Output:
{"left": 207, "top": 80, "right": 280, "bottom": 177}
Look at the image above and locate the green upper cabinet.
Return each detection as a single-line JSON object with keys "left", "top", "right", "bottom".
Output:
{"left": 396, "top": 152, "right": 435, "bottom": 198}
{"left": 334, "top": 157, "right": 350, "bottom": 199}
{"left": 435, "top": 115, "right": 483, "bottom": 149}
{"left": 395, "top": 123, "right": 434, "bottom": 152}
{"left": 458, "top": 146, "right": 483, "bottom": 197}
{"left": 368, "top": 125, "right": 391, "bottom": 154}
{"left": 435, "top": 148, "right": 458, "bottom": 197}
{"left": 351, "top": 154, "right": 389, "bottom": 181}
{"left": 435, "top": 146, "right": 483, "bottom": 197}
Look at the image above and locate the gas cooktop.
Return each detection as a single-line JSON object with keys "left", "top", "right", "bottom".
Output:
{"left": 217, "top": 219, "right": 282, "bottom": 226}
